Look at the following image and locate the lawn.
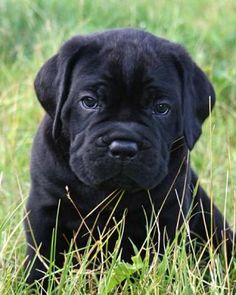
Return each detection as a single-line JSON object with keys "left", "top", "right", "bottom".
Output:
{"left": 0, "top": 0, "right": 236, "bottom": 293}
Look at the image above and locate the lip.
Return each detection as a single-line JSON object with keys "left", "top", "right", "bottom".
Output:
{"left": 98, "top": 175, "right": 142, "bottom": 192}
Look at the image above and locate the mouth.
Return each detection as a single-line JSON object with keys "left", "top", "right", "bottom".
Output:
{"left": 97, "top": 174, "right": 143, "bottom": 192}
{"left": 70, "top": 142, "right": 167, "bottom": 191}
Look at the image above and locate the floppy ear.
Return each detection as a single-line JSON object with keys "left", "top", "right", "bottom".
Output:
{"left": 52, "top": 49, "right": 83, "bottom": 139}
{"left": 34, "top": 54, "right": 59, "bottom": 119}
{"left": 173, "top": 48, "right": 216, "bottom": 150}
{"left": 34, "top": 47, "right": 82, "bottom": 140}
{"left": 34, "top": 35, "right": 97, "bottom": 140}
{"left": 183, "top": 61, "right": 215, "bottom": 150}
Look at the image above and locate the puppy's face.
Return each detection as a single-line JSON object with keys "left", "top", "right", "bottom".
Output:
{"left": 65, "top": 46, "right": 182, "bottom": 190}
{"left": 35, "top": 29, "right": 215, "bottom": 191}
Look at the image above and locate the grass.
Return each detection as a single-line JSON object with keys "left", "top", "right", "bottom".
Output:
{"left": 0, "top": 0, "right": 236, "bottom": 293}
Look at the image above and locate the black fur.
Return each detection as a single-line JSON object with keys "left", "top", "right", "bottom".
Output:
{"left": 25, "top": 28, "right": 234, "bottom": 287}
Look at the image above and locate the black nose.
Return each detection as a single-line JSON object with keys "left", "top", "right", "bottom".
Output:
{"left": 109, "top": 140, "right": 138, "bottom": 160}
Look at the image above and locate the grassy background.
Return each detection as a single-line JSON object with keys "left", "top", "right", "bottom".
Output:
{"left": 0, "top": 0, "right": 236, "bottom": 293}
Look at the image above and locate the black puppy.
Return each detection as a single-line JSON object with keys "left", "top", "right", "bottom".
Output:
{"left": 25, "top": 28, "right": 234, "bottom": 285}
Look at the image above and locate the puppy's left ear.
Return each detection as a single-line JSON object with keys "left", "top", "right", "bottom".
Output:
{"left": 175, "top": 49, "right": 216, "bottom": 150}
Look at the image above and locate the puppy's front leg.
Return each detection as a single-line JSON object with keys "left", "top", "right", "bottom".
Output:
{"left": 191, "top": 185, "right": 234, "bottom": 262}
{"left": 24, "top": 194, "right": 70, "bottom": 290}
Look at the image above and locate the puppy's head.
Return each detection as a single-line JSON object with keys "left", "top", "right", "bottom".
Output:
{"left": 34, "top": 29, "right": 215, "bottom": 191}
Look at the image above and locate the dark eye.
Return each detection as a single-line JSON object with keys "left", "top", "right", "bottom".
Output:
{"left": 80, "top": 96, "right": 99, "bottom": 110}
{"left": 153, "top": 103, "right": 170, "bottom": 115}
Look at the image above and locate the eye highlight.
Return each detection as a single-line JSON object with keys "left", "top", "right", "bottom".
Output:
{"left": 153, "top": 102, "right": 170, "bottom": 115}
{"left": 80, "top": 96, "right": 99, "bottom": 110}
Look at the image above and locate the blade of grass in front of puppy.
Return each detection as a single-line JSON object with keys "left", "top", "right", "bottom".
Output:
{"left": 45, "top": 199, "right": 61, "bottom": 293}
{"left": 65, "top": 187, "right": 123, "bottom": 243}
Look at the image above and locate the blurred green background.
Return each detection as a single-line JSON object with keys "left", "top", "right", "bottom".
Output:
{"left": 0, "top": 0, "right": 236, "bottom": 291}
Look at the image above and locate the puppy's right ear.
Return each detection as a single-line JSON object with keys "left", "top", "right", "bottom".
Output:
{"left": 34, "top": 54, "right": 59, "bottom": 119}
{"left": 34, "top": 36, "right": 99, "bottom": 140}
{"left": 34, "top": 49, "right": 81, "bottom": 140}
{"left": 34, "top": 46, "right": 82, "bottom": 140}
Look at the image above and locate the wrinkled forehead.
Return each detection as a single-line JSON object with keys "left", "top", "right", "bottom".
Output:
{"left": 71, "top": 39, "right": 180, "bottom": 93}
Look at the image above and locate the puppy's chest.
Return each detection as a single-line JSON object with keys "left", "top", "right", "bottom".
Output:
{"left": 60, "top": 205, "right": 148, "bottom": 245}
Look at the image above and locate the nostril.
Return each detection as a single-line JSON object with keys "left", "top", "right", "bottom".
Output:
{"left": 109, "top": 140, "right": 138, "bottom": 160}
